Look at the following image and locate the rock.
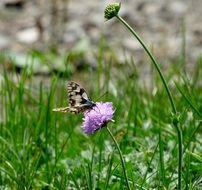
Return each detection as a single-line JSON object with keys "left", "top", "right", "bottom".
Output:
{"left": 169, "top": 1, "right": 187, "bottom": 16}
{"left": 0, "top": 34, "right": 11, "bottom": 49}
{"left": 4, "top": 0, "right": 24, "bottom": 9}
{"left": 7, "top": 52, "right": 50, "bottom": 74}
{"left": 16, "top": 27, "right": 39, "bottom": 44}
{"left": 123, "top": 37, "right": 142, "bottom": 52}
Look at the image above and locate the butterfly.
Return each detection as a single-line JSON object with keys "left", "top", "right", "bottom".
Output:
{"left": 52, "top": 81, "right": 96, "bottom": 114}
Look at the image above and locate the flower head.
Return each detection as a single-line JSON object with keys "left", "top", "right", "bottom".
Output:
{"left": 104, "top": 3, "right": 121, "bottom": 20}
{"left": 81, "top": 102, "right": 114, "bottom": 134}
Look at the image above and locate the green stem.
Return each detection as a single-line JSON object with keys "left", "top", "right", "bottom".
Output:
{"left": 106, "top": 126, "right": 131, "bottom": 190}
{"left": 116, "top": 15, "right": 182, "bottom": 190}
{"left": 175, "top": 123, "right": 182, "bottom": 190}
{"left": 116, "top": 15, "right": 176, "bottom": 113}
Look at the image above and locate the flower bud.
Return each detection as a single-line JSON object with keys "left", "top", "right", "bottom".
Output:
{"left": 104, "top": 3, "right": 121, "bottom": 20}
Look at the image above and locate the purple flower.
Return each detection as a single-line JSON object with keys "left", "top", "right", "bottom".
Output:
{"left": 81, "top": 102, "right": 114, "bottom": 134}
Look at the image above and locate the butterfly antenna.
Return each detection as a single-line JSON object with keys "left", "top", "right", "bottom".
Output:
{"left": 94, "top": 91, "right": 108, "bottom": 102}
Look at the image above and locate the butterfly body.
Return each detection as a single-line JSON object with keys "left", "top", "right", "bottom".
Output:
{"left": 53, "top": 82, "right": 95, "bottom": 114}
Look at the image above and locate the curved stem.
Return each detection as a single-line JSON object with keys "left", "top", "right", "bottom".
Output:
{"left": 116, "top": 15, "right": 176, "bottom": 114}
{"left": 106, "top": 126, "right": 131, "bottom": 190}
{"left": 116, "top": 15, "right": 182, "bottom": 190}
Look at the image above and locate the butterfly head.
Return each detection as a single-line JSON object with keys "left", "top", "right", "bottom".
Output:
{"left": 85, "top": 99, "right": 96, "bottom": 107}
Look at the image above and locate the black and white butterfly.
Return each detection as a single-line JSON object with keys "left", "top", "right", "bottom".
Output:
{"left": 52, "top": 81, "right": 95, "bottom": 114}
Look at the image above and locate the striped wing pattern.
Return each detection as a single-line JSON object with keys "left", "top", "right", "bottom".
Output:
{"left": 52, "top": 82, "right": 95, "bottom": 114}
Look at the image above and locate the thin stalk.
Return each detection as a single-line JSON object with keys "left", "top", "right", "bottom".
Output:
{"left": 116, "top": 15, "right": 176, "bottom": 113}
{"left": 175, "top": 122, "right": 182, "bottom": 190}
{"left": 115, "top": 15, "right": 182, "bottom": 190}
{"left": 106, "top": 126, "right": 131, "bottom": 190}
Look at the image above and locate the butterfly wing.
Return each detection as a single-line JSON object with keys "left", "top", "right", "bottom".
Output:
{"left": 53, "top": 81, "right": 95, "bottom": 114}
{"left": 67, "top": 81, "right": 89, "bottom": 107}
{"left": 52, "top": 107, "right": 71, "bottom": 113}
{"left": 67, "top": 82, "right": 95, "bottom": 113}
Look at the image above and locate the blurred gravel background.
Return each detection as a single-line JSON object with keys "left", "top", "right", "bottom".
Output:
{"left": 0, "top": 0, "right": 201, "bottom": 67}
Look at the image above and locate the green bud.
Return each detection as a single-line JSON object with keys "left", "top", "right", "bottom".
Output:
{"left": 104, "top": 3, "right": 121, "bottom": 20}
{"left": 172, "top": 112, "right": 180, "bottom": 126}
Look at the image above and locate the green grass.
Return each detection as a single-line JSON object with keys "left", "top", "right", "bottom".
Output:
{"left": 0, "top": 46, "right": 201, "bottom": 189}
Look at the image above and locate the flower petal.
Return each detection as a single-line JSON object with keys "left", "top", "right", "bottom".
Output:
{"left": 81, "top": 102, "right": 114, "bottom": 134}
